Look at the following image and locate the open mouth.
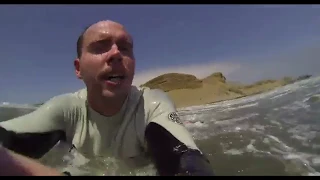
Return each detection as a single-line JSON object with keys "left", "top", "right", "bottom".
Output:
{"left": 103, "top": 74, "right": 126, "bottom": 84}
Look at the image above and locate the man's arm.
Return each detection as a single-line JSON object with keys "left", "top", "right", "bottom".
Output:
{"left": 0, "top": 146, "right": 63, "bottom": 176}
{"left": 0, "top": 95, "right": 69, "bottom": 159}
{"left": 143, "top": 89, "right": 215, "bottom": 176}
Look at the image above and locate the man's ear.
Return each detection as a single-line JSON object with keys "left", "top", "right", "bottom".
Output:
{"left": 74, "top": 58, "right": 82, "bottom": 79}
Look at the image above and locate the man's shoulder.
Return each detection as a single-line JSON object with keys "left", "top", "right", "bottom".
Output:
{"left": 136, "top": 86, "right": 175, "bottom": 110}
{"left": 138, "top": 86, "right": 168, "bottom": 101}
{"left": 43, "top": 88, "right": 87, "bottom": 109}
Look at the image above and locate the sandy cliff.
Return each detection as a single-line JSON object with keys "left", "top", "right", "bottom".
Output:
{"left": 141, "top": 72, "right": 305, "bottom": 108}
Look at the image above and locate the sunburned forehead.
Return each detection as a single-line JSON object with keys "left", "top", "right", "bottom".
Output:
{"left": 83, "top": 20, "right": 133, "bottom": 46}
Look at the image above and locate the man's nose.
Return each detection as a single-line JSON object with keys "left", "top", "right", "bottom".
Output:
{"left": 105, "top": 44, "right": 121, "bottom": 64}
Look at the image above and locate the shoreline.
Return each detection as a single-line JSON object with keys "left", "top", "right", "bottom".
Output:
{"left": 142, "top": 73, "right": 312, "bottom": 108}
{"left": 177, "top": 88, "right": 276, "bottom": 110}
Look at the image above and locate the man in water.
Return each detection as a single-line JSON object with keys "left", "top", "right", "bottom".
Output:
{"left": 0, "top": 20, "right": 214, "bottom": 176}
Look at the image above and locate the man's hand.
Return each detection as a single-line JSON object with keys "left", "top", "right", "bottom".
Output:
{"left": 0, "top": 146, "right": 63, "bottom": 176}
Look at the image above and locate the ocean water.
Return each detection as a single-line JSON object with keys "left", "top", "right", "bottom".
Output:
{"left": 1, "top": 77, "right": 320, "bottom": 176}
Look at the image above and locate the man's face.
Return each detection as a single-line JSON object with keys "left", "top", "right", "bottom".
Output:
{"left": 74, "top": 21, "right": 135, "bottom": 99}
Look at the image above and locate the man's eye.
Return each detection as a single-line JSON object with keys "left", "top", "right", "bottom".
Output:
{"left": 119, "top": 46, "right": 129, "bottom": 51}
{"left": 94, "top": 46, "right": 108, "bottom": 54}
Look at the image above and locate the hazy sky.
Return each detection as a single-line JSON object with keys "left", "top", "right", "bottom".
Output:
{"left": 1, "top": 5, "right": 320, "bottom": 104}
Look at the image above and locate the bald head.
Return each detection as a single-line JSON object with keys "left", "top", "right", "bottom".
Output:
{"left": 86, "top": 20, "right": 125, "bottom": 33}
{"left": 76, "top": 20, "right": 133, "bottom": 58}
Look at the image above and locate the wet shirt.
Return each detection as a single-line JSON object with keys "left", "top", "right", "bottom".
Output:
{"left": 0, "top": 86, "right": 199, "bottom": 164}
